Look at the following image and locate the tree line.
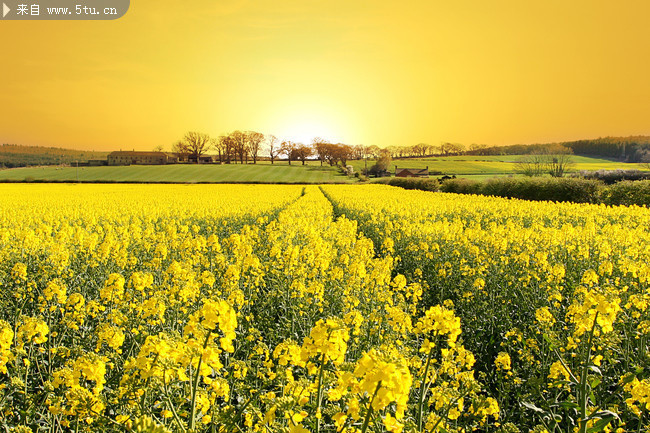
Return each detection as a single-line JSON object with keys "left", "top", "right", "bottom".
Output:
{"left": 172, "top": 131, "right": 371, "bottom": 166}
{"left": 171, "top": 131, "right": 464, "bottom": 166}
{"left": 465, "top": 136, "right": 650, "bottom": 162}
{"left": 170, "top": 132, "right": 650, "bottom": 166}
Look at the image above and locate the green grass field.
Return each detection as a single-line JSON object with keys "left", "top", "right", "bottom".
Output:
{"left": 0, "top": 162, "right": 351, "bottom": 183}
{"left": 349, "top": 155, "right": 647, "bottom": 177}
{"left": 1, "top": 155, "right": 646, "bottom": 183}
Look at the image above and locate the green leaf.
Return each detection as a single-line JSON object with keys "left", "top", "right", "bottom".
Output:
{"left": 521, "top": 401, "right": 545, "bottom": 413}
{"left": 621, "top": 372, "right": 636, "bottom": 384}
{"left": 588, "top": 365, "right": 602, "bottom": 375}
{"left": 585, "top": 415, "right": 614, "bottom": 433}
{"left": 587, "top": 410, "right": 620, "bottom": 421}
{"left": 557, "top": 401, "right": 579, "bottom": 410}
{"left": 589, "top": 377, "right": 601, "bottom": 388}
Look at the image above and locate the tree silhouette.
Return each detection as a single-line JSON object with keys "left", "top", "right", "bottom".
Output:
{"left": 176, "top": 132, "right": 211, "bottom": 163}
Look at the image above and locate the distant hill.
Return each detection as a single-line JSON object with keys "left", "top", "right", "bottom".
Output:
{"left": 0, "top": 144, "right": 109, "bottom": 168}
{"left": 466, "top": 136, "right": 650, "bottom": 162}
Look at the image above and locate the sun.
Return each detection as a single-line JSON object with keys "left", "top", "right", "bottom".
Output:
{"left": 273, "top": 109, "right": 342, "bottom": 144}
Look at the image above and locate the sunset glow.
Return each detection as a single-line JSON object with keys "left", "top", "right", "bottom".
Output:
{"left": 1, "top": 0, "right": 649, "bottom": 151}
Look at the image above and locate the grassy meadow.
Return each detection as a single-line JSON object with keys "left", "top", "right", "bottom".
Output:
{"left": 0, "top": 162, "right": 350, "bottom": 183}
{"left": 0, "top": 155, "right": 646, "bottom": 184}
{"left": 350, "top": 155, "right": 647, "bottom": 177}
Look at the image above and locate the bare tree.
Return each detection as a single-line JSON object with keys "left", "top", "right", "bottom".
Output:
{"left": 545, "top": 151, "right": 575, "bottom": 177}
{"left": 153, "top": 144, "right": 164, "bottom": 152}
{"left": 515, "top": 153, "right": 545, "bottom": 177}
{"left": 385, "top": 146, "right": 399, "bottom": 159}
{"left": 176, "top": 132, "right": 211, "bottom": 163}
{"left": 367, "top": 145, "right": 381, "bottom": 159}
{"left": 294, "top": 144, "right": 313, "bottom": 165}
{"left": 440, "top": 142, "right": 464, "bottom": 156}
{"left": 281, "top": 141, "right": 296, "bottom": 165}
{"left": 312, "top": 137, "right": 330, "bottom": 166}
{"left": 230, "top": 130, "right": 248, "bottom": 164}
{"left": 211, "top": 137, "right": 226, "bottom": 163}
{"left": 247, "top": 131, "right": 265, "bottom": 164}
{"left": 267, "top": 135, "right": 279, "bottom": 164}
{"left": 469, "top": 143, "right": 488, "bottom": 153}
{"left": 413, "top": 143, "right": 429, "bottom": 157}
{"left": 331, "top": 143, "right": 353, "bottom": 166}
{"left": 216, "top": 134, "right": 235, "bottom": 164}
{"left": 172, "top": 140, "right": 184, "bottom": 154}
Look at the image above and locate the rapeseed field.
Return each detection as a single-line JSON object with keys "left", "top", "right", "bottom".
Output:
{"left": 0, "top": 184, "right": 648, "bottom": 433}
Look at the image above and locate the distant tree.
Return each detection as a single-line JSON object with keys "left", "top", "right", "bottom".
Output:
{"left": 246, "top": 131, "right": 265, "bottom": 164}
{"left": 153, "top": 145, "right": 164, "bottom": 152}
{"left": 468, "top": 143, "right": 487, "bottom": 153}
{"left": 312, "top": 138, "right": 330, "bottom": 166}
{"left": 171, "top": 140, "right": 184, "bottom": 154}
{"left": 365, "top": 149, "right": 392, "bottom": 177}
{"left": 545, "top": 149, "right": 575, "bottom": 177}
{"left": 230, "top": 130, "right": 248, "bottom": 164}
{"left": 351, "top": 145, "right": 364, "bottom": 160}
{"left": 413, "top": 143, "right": 429, "bottom": 157}
{"left": 367, "top": 145, "right": 381, "bottom": 159}
{"left": 215, "top": 135, "right": 235, "bottom": 164}
{"left": 641, "top": 151, "right": 650, "bottom": 170}
{"left": 440, "top": 142, "right": 464, "bottom": 156}
{"left": 515, "top": 153, "right": 545, "bottom": 177}
{"left": 377, "top": 149, "right": 392, "bottom": 172}
{"left": 293, "top": 144, "right": 313, "bottom": 165}
{"left": 385, "top": 145, "right": 400, "bottom": 158}
{"left": 176, "top": 132, "right": 211, "bottom": 163}
{"left": 281, "top": 141, "right": 296, "bottom": 165}
{"left": 267, "top": 135, "right": 279, "bottom": 164}
{"left": 211, "top": 137, "right": 223, "bottom": 163}
{"left": 331, "top": 143, "right": 353, "bottom": 166}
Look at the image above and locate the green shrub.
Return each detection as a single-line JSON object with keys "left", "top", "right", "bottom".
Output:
{"left": 438, "top": 177, "right": 603, "bottom": 203}
{"left": 377, "top": 177, "right": 440, "bottom": 191}
{"left": 602, "top": 180, "right": 650, "bottom": 207}
{"left": 482, "top": 177, "right": 602, "bottom": 203}
{"left": 439, "top": 178, "right": 481, "bottom": 195}
{"left": 574, "top": 169, "right": 650, "bottom": 184}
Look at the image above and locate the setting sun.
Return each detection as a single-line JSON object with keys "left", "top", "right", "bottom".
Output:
{"left": 273, "top": 110, "right": 341, "bottom": 145}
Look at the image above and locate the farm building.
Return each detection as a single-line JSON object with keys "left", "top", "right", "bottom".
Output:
{"left": 108, "top": 151, "right": 178, "bottom": 166}
{"left": 175, "top": 153, "right": 216, "bottom": 163}
{"left": 395, "top": 166, "right": 429, "bottom": 177}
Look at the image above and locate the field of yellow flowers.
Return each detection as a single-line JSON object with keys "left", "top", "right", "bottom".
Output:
{"left": 0, "top": 184, "right": 648, "bottom": 433}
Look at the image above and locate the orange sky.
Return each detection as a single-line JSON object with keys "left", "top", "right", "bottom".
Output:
{"left": 1, "top": 0, "right": 649, "bottom": 151}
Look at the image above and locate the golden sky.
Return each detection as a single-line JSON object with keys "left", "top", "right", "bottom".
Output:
{"left": 1, "top": 0, "right": 649, "bottom": 151}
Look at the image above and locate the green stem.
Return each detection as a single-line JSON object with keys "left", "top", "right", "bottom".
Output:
{"left": 428, "top": 386, "right": 473, "bottom": 433}
{"left": 550, "top": 345, "right": 580, "bottom": 384}
{"left": 140, "top": 352, "right": 160, "bottom": 415}
{"left": 163, "top": 368, "right": 187, "bottom": 433}
{"left": 316, "top": 353, "right": 326, "bottom": 433}
{"left": 361, "top": 381, "right": 381, "bottom": 433}
{"left": 190, "top": 330, "right": 213, "bottom": 431}
{"left": 636, "top": 412, "right": 643, "bottom": 433}
{"left": 579, "top": 312, "right": 599, "bottom": 433}
{"left": 417, "top": 347, "right": 434, "bottom": 431}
